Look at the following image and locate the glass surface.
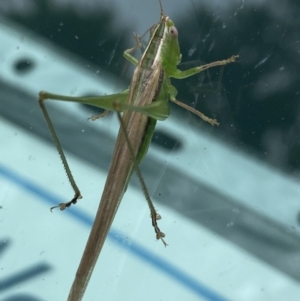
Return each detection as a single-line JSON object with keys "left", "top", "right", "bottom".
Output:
{"left": 1, "top": 0, "right": 300, "bottom": 300}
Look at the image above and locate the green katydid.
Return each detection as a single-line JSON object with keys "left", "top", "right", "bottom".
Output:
{"left": 38, "top": 0, "right": 238, "bottom": 300}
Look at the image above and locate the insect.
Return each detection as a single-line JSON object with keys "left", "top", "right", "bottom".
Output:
{"left": 38, "top": 1, "right": 238, "bottom": 300}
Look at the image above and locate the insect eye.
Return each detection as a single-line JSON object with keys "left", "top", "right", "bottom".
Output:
{"left": 169, "top": 26, "right": 178, "bottom": 38}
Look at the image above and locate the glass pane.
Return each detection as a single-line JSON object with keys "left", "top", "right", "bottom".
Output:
{"left": 1, "top": 1, "right": 299, "bottom": 300}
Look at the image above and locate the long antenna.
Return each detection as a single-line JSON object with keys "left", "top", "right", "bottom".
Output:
{"left": 158, "top": 0, "right": 164, "bottom": 16}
